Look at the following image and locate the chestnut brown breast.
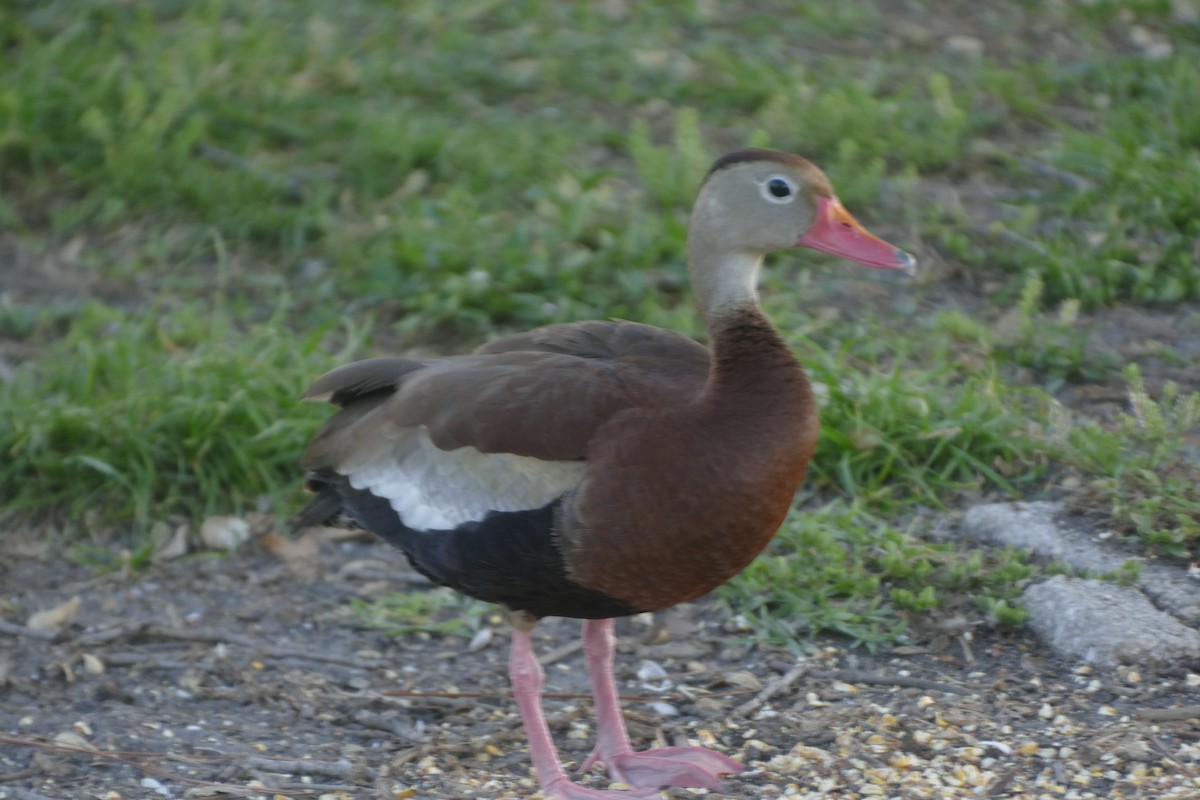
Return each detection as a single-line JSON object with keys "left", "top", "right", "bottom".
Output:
{"left": 564, "top": 308, "right": 818, "bottom": 612}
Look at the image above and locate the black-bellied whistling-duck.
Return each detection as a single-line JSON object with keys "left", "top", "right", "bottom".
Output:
{"left": 294, "top": 148, "right": 914, "bottom": 799}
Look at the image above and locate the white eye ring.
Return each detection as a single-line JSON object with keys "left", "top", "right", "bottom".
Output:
{"left": 761, "top": 176, "right": 796, "bottom": 204}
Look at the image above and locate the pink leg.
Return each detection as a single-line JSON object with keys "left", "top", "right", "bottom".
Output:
{"left": 579, "top": 618, "right": 744, "bottom": 791}
{"left": 508, "top": 626, "right": 661, "bottom": 799}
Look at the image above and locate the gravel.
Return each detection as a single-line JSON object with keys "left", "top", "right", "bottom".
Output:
{"left": 2, "top": 527, "right": 1200, "bottom": 799}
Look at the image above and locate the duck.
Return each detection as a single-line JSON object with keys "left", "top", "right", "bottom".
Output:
{"left": 293, "top": 147, "right": 915, "bottom": 799}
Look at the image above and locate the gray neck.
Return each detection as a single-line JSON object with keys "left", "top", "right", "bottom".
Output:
{"left": 687, "top": 227, "right": 764, "bottom": 329}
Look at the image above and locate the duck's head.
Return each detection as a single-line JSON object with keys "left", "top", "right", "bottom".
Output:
{"left": 685, "top": 148, "right": 915, "bottom": 320}
{"left": 691, "top": 148, "right": 916, "bottom": 275}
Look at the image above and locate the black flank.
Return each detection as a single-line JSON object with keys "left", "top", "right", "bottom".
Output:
{"left": 296, "top": 469, "right": 637, "bottom": 620}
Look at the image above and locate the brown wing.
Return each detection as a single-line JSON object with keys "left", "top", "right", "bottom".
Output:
{"left": 476, "top": 319, "right": 709, "bottom": 363}
{"left": 417, "top": 320, "right": 710, "bottom": 459}
{"left": 303, "top": 357, "right": 429, "bottom": 406}
{"left": 301, "top": 320, "right": 712, "bottom": 469}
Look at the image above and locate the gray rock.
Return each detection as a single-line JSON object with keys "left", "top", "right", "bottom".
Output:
{"left": 962, "top": 501, "right": 1126, "bottom": 572}
{"left": 1023, "top": 575, "right": 1200, "bottom": 666}
{"left": 1142, "top": 564, "right": 1200, "bottom": 624}
{"left": 962, "top": 501, "right": 1200, "bottom": 625}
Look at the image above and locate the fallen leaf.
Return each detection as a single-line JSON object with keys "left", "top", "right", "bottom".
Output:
{"left": 183, "top": 787, "right": 254, "bottom": 798}
{"left": 52, "top": 730, "right": 95, "bottom": 751}
{"left": 261, "top": 530, "right": 322, "bottom": 579}
{"left": 153, "top": 522, "right": 191, "bottom": 563}
{"left": 335, "top": 558, "right": 395, "bottom": 581}
{"left": 141, "top": 777, "right": 172, "bottom": 797}
{"left": 467, "top": 627, "right": 493, "bottom": 653}
{"left": 723, "top": 670, "right": 763, "bottom": 691}
{"left": 200, "top": 516, "right": 250, "bottom": 551}
{"left": 637, "top": 660, "right": 668, "bottom": 681}
{"left": 637, "top": 659, "right": 672, "bottom": 692}
{"left": 27, "top": 596, "right": 81, "bottom": 631}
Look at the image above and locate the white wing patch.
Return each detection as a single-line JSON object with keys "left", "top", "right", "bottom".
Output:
{"left": 343, "top": 426, "right": 586, "bottom": 531}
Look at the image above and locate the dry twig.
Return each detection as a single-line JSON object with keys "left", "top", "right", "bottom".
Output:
{"left": 75, "top": 624, "right": 387, "bottom": 670}
{"left": 811, "top": 668, "right": 971, "bottom": 696}
{"left": 2, "top": 786, "right": 59, "bottom": 800}
{"left": 1019, "top": 157, "right": 1095, "bottom": 192}
{"left": 237, "top": 755, "right": 376, "bottom": 781}
{"left": 0, "top": 769, "right": 37, "bottom": 784}
{"left": 194, "top": 143, "right": 306, "bottom": 201}
{"left": 734, "top": 660, "right": 812, "bottom": 717}
{"left": 537, "top": 638, "right": 583, "bottom": 666}
{"left": 1150, "top": 735, "right": 1199, "bottom": 778}
{"left": 1135, "top": 705, "right": 1200, "bottom": 722}
{"left": 102, "top": 652, "right": 218, "bottom": 671}
{"left": 0, "top": 621, "right": 59, "bottom": 642}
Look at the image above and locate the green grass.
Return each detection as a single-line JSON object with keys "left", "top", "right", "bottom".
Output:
{"left": 3, "top": 0, "right": 1198, "bottom": 647}
{"left": 1034, "top": 54, "right": 1200, "bottom": 305}
{"left": 1061, "top": 365, "right": 1200, "bottom": 561}
{"left": 0, "top": 300, "right": 358, "bottom": 534}
{"left": 723, "top": 500, "right": 1034, "bottom": 650}
{"left": 348, "top": 587, "right": 489, "bottom": 638}
{"left": 799, "top": 337, "right": 1043, "bottom": 504}
{"left": 937, "top": 275, "right": 1119, "bottom": 391}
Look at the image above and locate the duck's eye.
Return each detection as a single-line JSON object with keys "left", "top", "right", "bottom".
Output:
{"left": 763, "top": 176, "right": 795, "bottom": 203}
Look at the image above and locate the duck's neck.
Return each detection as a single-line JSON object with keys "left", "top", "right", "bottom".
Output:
{"left": 688, "top": 236, "right": 803, "bottom": 390}
{"left": 707, "top": 305, "right": 800, "bottom": 382}
{"left": 687, "top": 231, "right": 764, "bottom": 323}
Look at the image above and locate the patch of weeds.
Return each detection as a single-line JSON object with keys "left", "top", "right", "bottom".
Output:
{"left": 346, "top": 140, "right": 696, "bottom": 342}
{"left": 722, "top": 500, "right": 1035, "bottom": 649}
{"left": 1071, "top": 0, "right": 1187, "bottom": 25}
{"left": 65, "top": 538, "right": 158, "bottom": 574}
{"left": 937, "top": 274, "right": 1118, "bottom": 389}
{"left": 350, "top": 587, "right": 487, "bottom": 637}
{"left": 759, "top": 70, "right": 973, "bottom": 177}
{"left": 628, "top": 108, "right": 712, "bottom": 210}
{"left": 1036, "top": 54, "right": 1200, "bottom": 306}
{"left": 793, "top": 331, "right": 1044, "bottom": 506}
{"left": 976, "top": 597, "right": 1030, "bottom": 627}
{"left": 723, "top": 502, "right": 906, "bottom": 650}
{"left": 0, "top": 300, "right": 360, "bottom": 536}
{"left": 1099, "top": 559, "right": 1145, "bottom": 586}
{"left": 980, "top": 64, "right": 1062, "bottom": 125}
{"left": 0, "top": 294, "right": 87, "bottom": 342}
{"left": 1063, "top": 364, "right": 1200, "bottom": 560}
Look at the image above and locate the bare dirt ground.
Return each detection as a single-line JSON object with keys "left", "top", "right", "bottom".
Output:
{"left": 3, "top": 525, "right": 1199, "bottom": 800}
